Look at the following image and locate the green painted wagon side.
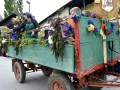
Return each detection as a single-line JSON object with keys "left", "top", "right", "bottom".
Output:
{"left": 79, "top": 17, "right": 120, "bottom": 70}
{"left": 8, "top": 45, "right": 75, "bottom": 73}
{"left": 8, "top": 16, "right": 120, "bottom": 74}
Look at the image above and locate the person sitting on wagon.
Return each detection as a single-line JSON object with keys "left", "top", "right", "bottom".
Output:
{"left": 40, "top": 18, "right": 55, "bottom": 44}
{"left": 70, "top": 7, "right": 82, "bottom": 21}
{"left": 13, "top": 12, "right": 40, "bottom": 39}
{"left": 60, "top": 16, "right": 74, "bottom": 43}
{"left": 66, "top": 7, "right": 81, "bottom": 31}
{"left": 7, "top": 17, "right": 20, "bottom": 40}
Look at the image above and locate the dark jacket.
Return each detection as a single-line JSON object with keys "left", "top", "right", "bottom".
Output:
{"left": 13, "top": 18, "right": 39, "bottom": 32}
{"left": 7, "top": 22, "right": 15, "bottom": 29}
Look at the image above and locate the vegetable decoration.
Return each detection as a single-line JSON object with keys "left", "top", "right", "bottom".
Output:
{"left": 51, "top": 18, "right": 65, "bottom": 61}
{"left": 1, "top": 37, "right": 47, "bottom": 55}
{"left": 0, "top": 17, "right": 69, "bottom": 61}
{"left": 117, "top": 19, "right": 120, "bottom": 34}
{"left": 100, "top": 21, "right": 115, "bottom": 37}
{"left": 87, "top": 19, "right": 98, "bottom": 33}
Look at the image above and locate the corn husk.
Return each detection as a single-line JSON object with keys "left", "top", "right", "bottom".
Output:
{"left": 0, "top": 26, "right": 11, "bottom": 33}
{"left": 38, "top": 31, "right": 45, "bottom": 37}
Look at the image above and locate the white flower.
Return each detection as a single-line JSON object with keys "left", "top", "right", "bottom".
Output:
{"left": 48, "top": 36, "right": 53, "bottom": 44}
{"left": 2, "top": 38, "right": 7, "bottom": 44}
{"left": 44, "top": 24, "right": 50, "bottom": 30}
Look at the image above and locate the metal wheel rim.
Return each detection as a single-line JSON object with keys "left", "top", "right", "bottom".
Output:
{"left": 15, "top": 65, "right": 20, "bottom": 80}
{"left": 52, "top": 80, "right": 64, "bottom": 90}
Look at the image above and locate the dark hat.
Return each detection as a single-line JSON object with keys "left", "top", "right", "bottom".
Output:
{"left": 23, "top": 12, "right": 33, "bottom": 18}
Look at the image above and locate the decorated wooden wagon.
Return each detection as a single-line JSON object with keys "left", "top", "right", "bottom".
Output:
{"left": 7, "top": 15, "right": 120, "bottom": 90}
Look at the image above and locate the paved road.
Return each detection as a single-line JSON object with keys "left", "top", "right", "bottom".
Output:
{"left": 0, "top": 57, "right": 120, "bottom": 90}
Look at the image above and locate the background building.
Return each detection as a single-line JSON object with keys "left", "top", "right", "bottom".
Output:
{"left": 0, "top": 13, "right": 17, "bottom": 26}
{"left": 39, "top": 0, "right": 94, "bottom": 26}
{"left": 39, "top": 0, "right": 120, "bottom": 26}
{"left": 0, "top": 15, "right": 3, "bottom": 21}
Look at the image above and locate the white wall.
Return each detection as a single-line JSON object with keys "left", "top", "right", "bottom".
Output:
{"left": 23, "top": 0, "right": 71, "bottom": 22}
{"left": 52, "top": 7, "right": 69, "bottom": 19}
{"left": 0, "top": 0, "right": 4, "bottom": 18}
{"left": 40, "top": 7, "right": 70, "bottom": 27}
{"left": 0, "top": 0, "right": 71, "bottom": 20}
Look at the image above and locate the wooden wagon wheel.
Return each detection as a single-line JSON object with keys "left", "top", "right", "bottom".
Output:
{"left": 48, "top": 73, "right": 75, "bottom": 90}
{"left": 13, "top": 60, "right": 26, "bottom": 83}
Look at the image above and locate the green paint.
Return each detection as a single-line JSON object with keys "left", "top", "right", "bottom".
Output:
{"left": 79, "top": 17, "right": 120, "bottom": 70}
{"left": 8, "top": 45, "right": 75, "bottom": 73}
{"left": 8, "top": 16, "right": 120, "bottom": 74}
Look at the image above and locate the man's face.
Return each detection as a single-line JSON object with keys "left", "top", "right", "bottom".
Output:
{"left": 23, "top": 15, "right": 28, "bottom": 20}
{"left": 70, "top": 11, "right": 76, "bottom": 16}
{"left": 11, "top": 18, "right": 17, "bottom": 24}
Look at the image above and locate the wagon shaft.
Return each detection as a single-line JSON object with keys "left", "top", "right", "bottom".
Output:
{"left": 88, "top": 82, "right": 120, "bottom": 87}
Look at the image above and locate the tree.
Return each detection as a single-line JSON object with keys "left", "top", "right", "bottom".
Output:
{"left": 4, "top": 0, "right": 23, "bottom": 18}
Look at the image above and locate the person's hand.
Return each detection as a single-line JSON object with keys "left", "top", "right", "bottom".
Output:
{"left": 63, "top": 36, "right": 67, "bottom": 39}
{"left": 10, "top": 29, "right": 13, "bottom": 32}
{"left": 31, "top": 31, "right": 35, "bottom": 36}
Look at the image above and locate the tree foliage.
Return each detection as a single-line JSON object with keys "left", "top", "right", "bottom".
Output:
{"left": 4, "top": 0, "right": 23, "bottom": 18}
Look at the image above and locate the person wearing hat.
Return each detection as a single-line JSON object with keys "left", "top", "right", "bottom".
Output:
{"left": 7, "top": 17, "right": 20, "bottom": 40}
{"left": 13, "top": 12, "right": 40, "bottom": 38}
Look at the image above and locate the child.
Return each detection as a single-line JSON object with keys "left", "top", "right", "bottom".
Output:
{"left": 40, "top": 18, "right": 55, "bottom": 44}
{"left": 60, "top": 16, "right": 74, "bottom": 43}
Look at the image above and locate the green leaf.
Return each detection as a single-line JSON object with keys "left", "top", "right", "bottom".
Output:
{"left": 4, "top": 0, "right": 23, "bottom": 17}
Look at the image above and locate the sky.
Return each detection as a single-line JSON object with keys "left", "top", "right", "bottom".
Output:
{"left": 0, "top": 0, "right": 71, "bottom": 22}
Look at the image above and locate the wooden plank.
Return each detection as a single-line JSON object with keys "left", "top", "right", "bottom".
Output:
{"left": 8, "top": 45, "right": 75, "bottom": 73}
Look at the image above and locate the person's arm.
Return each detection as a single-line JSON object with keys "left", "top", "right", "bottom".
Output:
{"left": 60, "top": 24, "right": 66, "bottom": 38}
{"left": 32, "top": 19, "right": 40, "bottom": 29}
{"left": 13, "top": 20, "right": 25, "bottom": 32}
{"left": 7, "top": 23, "right": 14, "bottom": 29}
{"left": 31, "top": 19, "right": 40, "bottom": 36}
{"left": 68, "top": 24, "right": 74, "bottom": 38}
